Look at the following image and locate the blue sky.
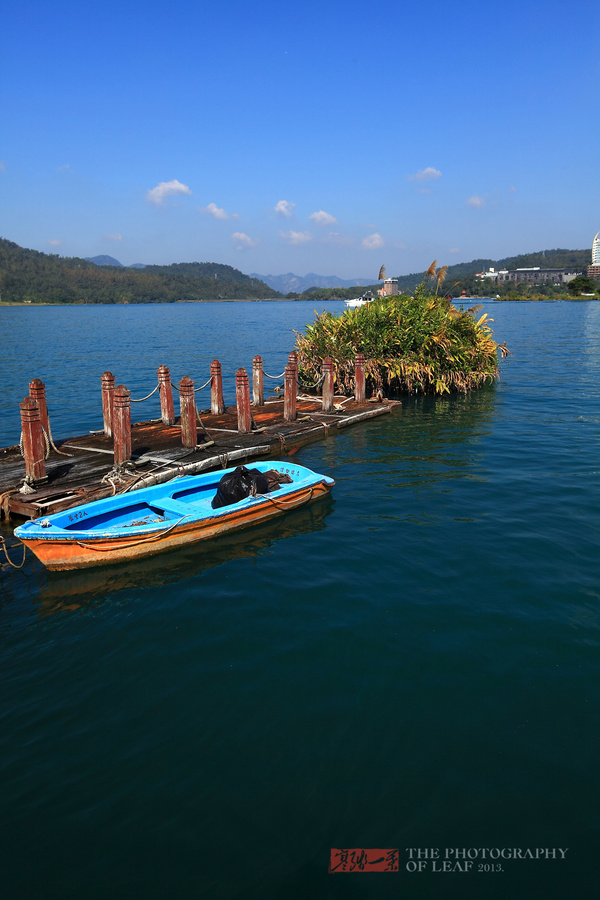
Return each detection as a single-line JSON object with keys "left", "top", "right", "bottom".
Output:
{"left": 2, "top": 0, "right": 599, "bottom": 279}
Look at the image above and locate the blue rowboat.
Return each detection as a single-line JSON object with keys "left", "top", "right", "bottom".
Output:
{"left": 14, "top": 461, "right": 334, "bottom": 571}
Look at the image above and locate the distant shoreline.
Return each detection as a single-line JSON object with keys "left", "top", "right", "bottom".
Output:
{"left": 0, "top": 298, "right": 313, "bottom": 307}
{"left": 1, "top": 295, "right": 596, "bottom": 308}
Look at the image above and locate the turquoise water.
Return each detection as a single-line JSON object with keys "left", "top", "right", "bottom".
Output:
{"left": 1, "top": 300, "right": 600, "bottom": 899}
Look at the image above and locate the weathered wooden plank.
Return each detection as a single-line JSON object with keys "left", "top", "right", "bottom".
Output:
{"left": 336, "top": 406, "right": 392, "bottom": 428}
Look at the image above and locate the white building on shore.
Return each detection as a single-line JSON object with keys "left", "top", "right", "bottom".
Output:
{"left": 476, "top": 266, "right": 581, "bottom": 285}
{"left": 589, "top": 232, "right": 600, "bottom": 278}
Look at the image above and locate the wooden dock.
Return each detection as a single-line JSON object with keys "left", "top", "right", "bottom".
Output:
{"left": 0, "top": 396, "right": 399, "bottom": 521}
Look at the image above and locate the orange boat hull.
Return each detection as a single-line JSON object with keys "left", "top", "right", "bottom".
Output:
{"left": 21, "top": 481, "right": 333, "bottom": 570}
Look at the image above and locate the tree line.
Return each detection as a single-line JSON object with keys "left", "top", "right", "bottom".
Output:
{"left": 296, "top": 248, "right": 594, "bottom": 300}
{"left": 0, "top": 239, "right": 282, "bottom": 303}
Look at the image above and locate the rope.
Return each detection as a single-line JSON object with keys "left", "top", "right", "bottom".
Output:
{"left": 298, "top": 372, "right": 325, "bottom": 390}
{"left": 274, "top": 433, "right": 288, "bottom": 453}
{"left": 0, "top": 535, "right": 27, "bottom": 569}
{"left": 19, "top": 423, "right": 73, "bottom": 459}
{"left": 172, "top": 375, "right": 212, "bottom": 394}
{"left": 334, "top": 397, "right": 353, "bottom": 410}
{"left": 196, "top": 404, "right": 213, "bottom": 442}
{"left": 46, "top": 418, "right": 72, "bottom": 456}
{"left": 74, "top": 513, "right": 192, "bottom": 552}
{"left": 0, "top": 489, "right": 19, "bottom": 521}
{"left": 265, "top": 487, "right": 314, "bottom": 509}
{"left": 103, "top": 475, "right": 118, "bottom": 495}
{"left": 101, "top": 463, "right": 139, "bottom": 495}
{"left": 130, "top": 383, "right": 160, "bottom": 402}
{"left": 18, "top": 478, "right": 37, "bottom": 495}
{"left": 194, "top": 376, "right": 212, "bottom": 392}
{"left": 264, "top": 370, "right": 286, "bottom": 380}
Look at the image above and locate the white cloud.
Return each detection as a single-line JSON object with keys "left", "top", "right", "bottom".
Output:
{"left": 308, "top": 210, "right": 337, "bottom": 226}
{"left": 280, "top": 230, "right": 312, "bottom": 245}
{"left": 409, "top": 167, "right": 442, "bottom": 182}
{"left": 103, "top": 233, "right": 122, "bottom": 242}
{"left": 467, "top": 194, "right": 486, "bottom": 208}
{"left": 449, "top": 247, "right": 460, "bottom": 254}
{"left": 0, "top": 160, "right": 5, "bottom": 171}
{"left": 146, "top": 179, "right": 192, "bottom": 206}
{"left": 274, "top": 200, "right": 295, "bottom": 217}
{"left": 509, "top": 184, "right": 517, "bottom": 193}
{"left": 56, "top": 163, "right": 71, "bottom": 172}
{"left": 48, "top": 239, "right": 63, "bottom": 247}
{"left": 361, "top": 232, "right": 384, "bottom": 250}
{"left": 232, "top": 232, "right": 258, "bottom": 249}
{"left": 203, "top": 202, "right": 230, "bottom": 220}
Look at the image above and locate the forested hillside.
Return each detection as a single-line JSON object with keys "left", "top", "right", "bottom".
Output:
{"left": 0, "top": 239, "right": 281, "bottom": 303}
{"left": 302, "top": 248, "right": 592, "bottom": 300}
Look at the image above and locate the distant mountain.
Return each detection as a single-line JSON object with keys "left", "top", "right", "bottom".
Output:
{"left": 251, "top": 272, "right": 373, "bottom": 294}
{"left": 0, "top": 239, "right": 281, "bottom": 303}
{"left": 85, "top": 255, "right": 123, "bottom": 266}
{"left": 85, "top": 256, "right": 147, "bottom": 269}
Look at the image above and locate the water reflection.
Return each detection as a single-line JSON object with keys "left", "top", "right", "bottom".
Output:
{"left": 319, "top": 386, "right": 498, "bottom": 497}
{"left": 391, "top": 385, "right": 498, "bottom": 441}
{"left": 30, "top": 497, "right": 334, "bottom": 616}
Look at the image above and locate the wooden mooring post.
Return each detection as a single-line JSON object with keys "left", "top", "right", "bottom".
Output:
{"left": 236, "top": 368, "right": 252, "bottom": 434}
{"left": 322, "top": 356, "right": 334, "bottom": 412}
{"left": 179, "top": 376, "right": 197, "bottom": 448}
{"left": 113, "top": 385, "right": 131, "bottom": 466}
{"left": 284, "top": 364, "right": 297, "bottom": 422}
{"left": 355, "top": 353, "right": 366, "bottom": 403}
{"left": 211, "top": 360, "right": 225, "bottom": 415}
{"left": 29, "top": 379, "right": 49, "bottom": 439}
{"left": 101, "top": 371, "right": 115, "bottom": 437}
{"left": 252, "top": 355, "right": 264, "bottom": 406}
{"left": 20, "top": 396, "right": 47, "bottom": 484}
{"left": 158, "top": 365, "right": 175, "bottom": 425}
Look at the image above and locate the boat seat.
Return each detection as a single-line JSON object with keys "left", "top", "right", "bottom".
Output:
{"left": 157, "top": 498, "right": 208, "bottom": 517}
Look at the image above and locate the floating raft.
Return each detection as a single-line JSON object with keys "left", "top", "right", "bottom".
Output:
{"left": 0, "top": 396, "right": 399, "bottom": 521}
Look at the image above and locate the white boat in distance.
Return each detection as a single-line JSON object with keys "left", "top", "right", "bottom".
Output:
{"left": 345, "top": 290, "right": 376, "bottom": 308}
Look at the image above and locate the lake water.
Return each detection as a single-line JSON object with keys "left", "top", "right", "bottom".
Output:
{"left": 1, "top": 300, "right": 600, "bottom": 900}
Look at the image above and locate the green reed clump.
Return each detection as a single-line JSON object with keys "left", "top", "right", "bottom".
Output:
{"left": 295, "top": 284, "right": 508, "bottom": 396}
